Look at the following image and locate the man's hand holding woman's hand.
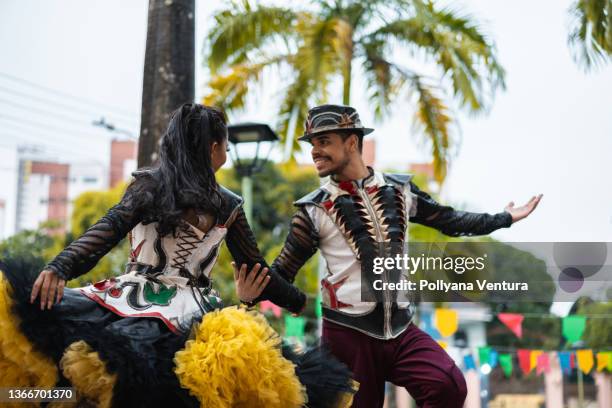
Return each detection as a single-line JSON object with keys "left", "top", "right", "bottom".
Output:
{"left": 30, "top": 269, "right": 65, "bottom": 310}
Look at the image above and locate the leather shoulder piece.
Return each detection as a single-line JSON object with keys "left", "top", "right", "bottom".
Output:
{"left": 219, "top": 185, "right": 244, "bottom": 225}
{"left": 383, "top": 173, "right": 414, "bottom": 188}
{"left": 294, "top": 188, "right": 330, "bottom": 207}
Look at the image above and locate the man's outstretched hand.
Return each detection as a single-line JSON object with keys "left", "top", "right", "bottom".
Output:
{"left": 505, "top": 194, "right": 543, "bottom": 223}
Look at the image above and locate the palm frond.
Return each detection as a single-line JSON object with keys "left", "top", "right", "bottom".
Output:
{"left": 273, "top": 16, "right": 354, "bottom": 158}
{"left": 203, "top": 55, "right": 288, "bottom": 111}
{"left": 568, "top": 0, "right": 611, "bottom": 71}
{"left": 402, "top": 71, "right": 455, "bottom": 184}
{"left": 294, "top": 15, "right": 353, "bottom": 101}
{"left": 361, "top": 39, "right": 406, "bottom": 119}
{"left": 363, "top": 1, "right": 505, "bottom": 113}
{"left": 207, "top": 0, "right": 299, "bottom": 74}
{"left": 276, "top": 70, "right": 313, "bottom": 164}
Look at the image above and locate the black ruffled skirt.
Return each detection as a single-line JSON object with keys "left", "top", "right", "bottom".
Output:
{"left": 0, "top": 256, "right": 356, "bottom": 408}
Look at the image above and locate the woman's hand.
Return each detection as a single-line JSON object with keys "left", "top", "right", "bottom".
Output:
{"left": 232, "top": 262, "right": 270, "bottom": 304}
{"left": 30, "top": 269, "right": 65, "bottom": 310}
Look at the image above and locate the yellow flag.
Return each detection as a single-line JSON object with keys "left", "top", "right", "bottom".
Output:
{"left": 596, "top": 352, "right": 610, "bottom": 372}
{"left": 434, "top": 308, "right": 458, "bottom": 337}
{"left": 530, "top": 350, "right": 543, "bottom": 372}
{"left": 576, "top": 349, "right": 594, "bottom": 374}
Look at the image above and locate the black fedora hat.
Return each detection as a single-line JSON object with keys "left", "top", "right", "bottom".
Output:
{"left": 298, "top": 104, "right": 374, "bottom": 142}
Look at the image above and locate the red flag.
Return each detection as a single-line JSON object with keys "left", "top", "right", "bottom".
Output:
{"left": 518, "top": 349, "right": 532, "bottom": 375}
{"left": 498, "top": 313, "right": 524, "bottom": 339}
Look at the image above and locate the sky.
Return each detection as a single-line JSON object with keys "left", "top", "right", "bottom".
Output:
{"left": 0, "top": 0, "right": 610, "bottom": 247}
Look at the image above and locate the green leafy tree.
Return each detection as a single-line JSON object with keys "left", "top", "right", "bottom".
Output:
{"left": 204, "top": 0, "right": 506, "bottom": 184}
{"left": 576, "top": 300, "right": 612, "bottom": 350}
{"left": 67, "top": 182, "right": 129, "bottom": 287}
{"left": 213, "top": 162, "right": 320, "bottom": 306}
{"left": 568, "top": 0, "right": 612, "bottom": 71}
{"left": 0, "top": 226, "right": 57, "bottom": 265}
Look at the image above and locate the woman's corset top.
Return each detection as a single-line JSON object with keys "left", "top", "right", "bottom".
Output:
{"left": 127, "top": 221, "right": 228, "bottom": 284}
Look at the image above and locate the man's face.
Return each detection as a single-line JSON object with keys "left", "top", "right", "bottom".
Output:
{"left": 309, "top": 132, "right": 353, "bottom": 177}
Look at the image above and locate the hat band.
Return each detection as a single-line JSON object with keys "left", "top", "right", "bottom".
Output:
{"left": 306, "top": 122, "right": 365, "bottom": 135}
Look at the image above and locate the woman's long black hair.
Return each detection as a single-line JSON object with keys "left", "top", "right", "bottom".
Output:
{"left": 130, "top": 103, "right": 228, "bottom": 236}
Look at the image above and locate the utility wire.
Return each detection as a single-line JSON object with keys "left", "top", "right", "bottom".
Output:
{"left": 0, "top": 85, "right": 137, "bottom": 127}
{"left": 0, "top": 113, "right": 113, "bottom": 141}
{"left": 0, "top": 71, "right": 138, "bottom": 120}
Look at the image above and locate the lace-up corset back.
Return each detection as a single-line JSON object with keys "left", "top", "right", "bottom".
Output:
{"left": 129, "top": 221, "right": 228, "bottom": 280}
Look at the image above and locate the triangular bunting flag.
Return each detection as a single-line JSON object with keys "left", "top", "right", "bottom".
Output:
{"left": 284, "top": 315, "right": 306, "bottom": 339}
{"left": 558, "top": 351, "right": 573, "bottom": 375}
{"left": 562, "top": 315, "right": 586, "bottom": 344}
{"left": 499, "top": 353, "right": 513, "bottom": 378}
{"left": 464, "top": 354, "right": 476, "bottom": 371}
{"left": 518, "top": 349, "right": 532, "bottom": 375}
{"left": 498, "top": 313, "right": 524, "bottom": 339}
{"left": 478, "top": 347, "right": 492, "bottom": 367}
{"left": 596, "top": 352, "right": 609, "bottom": 372}
{"left": 536, "top": 352, "right": 550, "bottom": 375}
{"left": 260, "top": 300, "right": 282, "bottom": 317}
{"left": 576, "top": 349, "right": 594, "bottom": 374}
{"left": 530, "top": 350, "right": 543, "bottom": 372}
{"left": 434, "top": 308, "right": 458, "bottom": 337}
{"left": 490, "top": 349, "right": 499, "bottom": 369}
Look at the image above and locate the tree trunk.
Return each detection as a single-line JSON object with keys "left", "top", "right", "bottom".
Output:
{"left": 342, "top": 59, "right": 352, "bottom": 106}
{"left": 138, "top": 0, "right": 195, "bottom": 167}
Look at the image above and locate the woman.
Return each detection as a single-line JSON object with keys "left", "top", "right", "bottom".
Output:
{"left": 0, "top": 103, "right": 354, "bottom": 408}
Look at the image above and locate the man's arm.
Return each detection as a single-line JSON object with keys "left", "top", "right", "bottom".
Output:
{"left": 408, "top": 181, "right": 513, "bottom": 237}
{"left": 270, "top": 206, "right": 320, "bottom": 284}
{"left": 225, "top": 207, "right": 307, "bottom": 313}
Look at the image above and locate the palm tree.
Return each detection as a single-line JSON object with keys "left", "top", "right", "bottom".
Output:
{"left": 138, "top": 0, "right": 195, "bottom": 167}
{"left": 204, "top": 0, "right": 505, "bottom": 183}
{"left": 568, "top": 0, "right": 611, "bottom": 72}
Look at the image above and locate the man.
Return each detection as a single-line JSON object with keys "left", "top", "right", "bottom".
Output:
{"left": 270, "top": 104, "right": 542, "bottom": 408}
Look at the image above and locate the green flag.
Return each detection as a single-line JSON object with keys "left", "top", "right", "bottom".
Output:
{"left": 284, "top": 315, "right": 306, "bottom": 339}
{"left": 562, "top": 315, "right": 586, "bottom": 343}
{"left": 499, "top": 354, "right": 513, "bottom": 378}
{"left": 315, "top": 294, "right": 322, "bottom": 318}
{"left": 478, "top": 347, "right": 492, "bottom": 367}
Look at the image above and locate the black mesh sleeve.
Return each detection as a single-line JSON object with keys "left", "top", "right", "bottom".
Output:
{"left": 270, "top": 207, "right": 319, "bottom": 283}
{"left": 408, "top": 181, "right": 513, "bottom": 237}
{"left": 225, "top": 207, "right": 307, "bottom": 314}
{"left": 45, "top": 185, "right": 143, "bottom": 280}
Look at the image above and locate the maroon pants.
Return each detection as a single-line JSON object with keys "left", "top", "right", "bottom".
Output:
{"left": 322, "top": 320, "right": 467, "bottom": 408}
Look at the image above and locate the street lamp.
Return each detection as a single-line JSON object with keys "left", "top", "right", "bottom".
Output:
{"left": 227, "top": 122, "right": 279, "bottom": 223}
{"left": 92, "top": 117, "right": 137, "bottom": 140}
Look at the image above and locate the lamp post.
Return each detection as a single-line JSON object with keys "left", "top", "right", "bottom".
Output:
{"left": 227, "top": 123, "right": 279, "bottom": 224}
